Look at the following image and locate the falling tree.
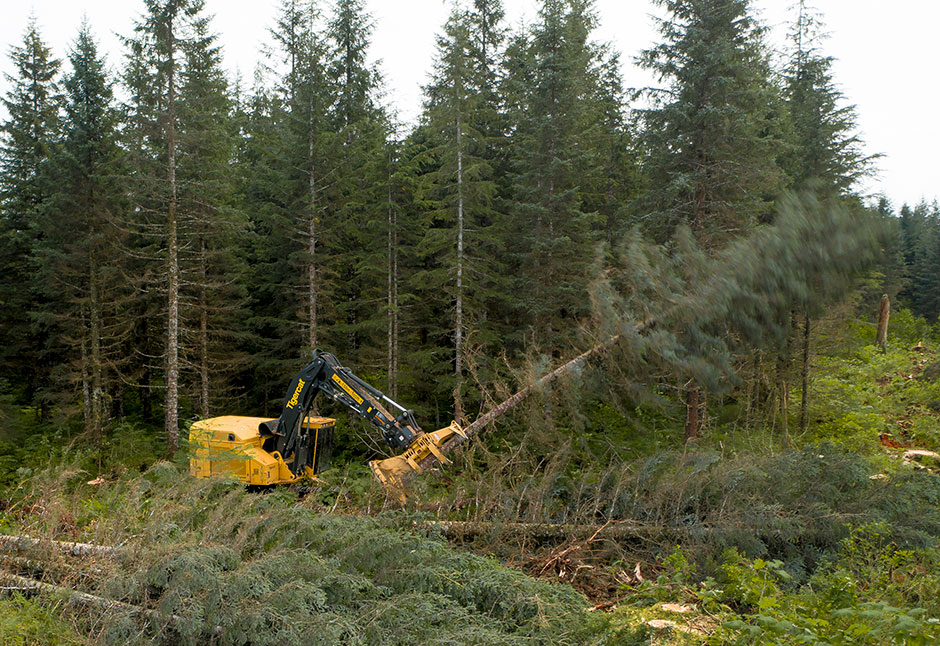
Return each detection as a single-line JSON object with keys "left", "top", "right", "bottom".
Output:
{"left": 637, "top": 0, "right": 783, "bottom": 439}
{"left": 782, "top": 0, "right": 874, "bottom": 432}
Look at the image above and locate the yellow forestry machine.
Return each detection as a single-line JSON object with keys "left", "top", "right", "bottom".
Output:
{"left": 189, "top": 349, "right": 465, "bottom": 490}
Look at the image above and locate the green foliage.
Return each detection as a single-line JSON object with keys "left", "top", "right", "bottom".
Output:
{"left": 638, "top": 0, "right": 782, "bottom": 245}
{"left": 10, "top": 462, "right": 624, "bottom": 645}
{"left": 0, "top": 595, "right": 85, "bottom": 646}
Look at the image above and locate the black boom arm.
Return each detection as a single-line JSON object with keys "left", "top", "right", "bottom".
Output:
{"left": 266, "top": 349, "right": 422, "bottom": 476}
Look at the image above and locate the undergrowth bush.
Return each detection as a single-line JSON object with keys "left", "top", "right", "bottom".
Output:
{"left": 8, "top": 461, "right": 623, "bottom": 645}
{"left": 0, "top": 594, "right": 85, "bottom": 646}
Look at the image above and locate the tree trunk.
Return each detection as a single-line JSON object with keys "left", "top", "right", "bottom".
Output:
{"left": 80, "top": 334, "right": 92, "bottom": 437}
{"left": 164, "top": 23, "right": 180, "bottom": 455}
{"left": 199, "top": 237, "right": 209, "bottom": 419}
{"left": 454, "top": 114, "right": 465, "bottom": 423}
{"left": 876, "top": 293, "right": 890, "bottom": 353}
{"left": 684, "top": 383, "right": 700, "bottom": 441}
{"left": 799, "top": 313, "right": 811, "bottom": 433}
{"left": 387, "top": 154, "right": 399, "bottom": 399}
{"left": 778, "top": 354, "right": 790, "bottom": 447}
{"left": 307, "top": 116, "right": 318, "bottom": 351}
{"left": 89, "top": 252, "right": 104, "bottom": 447}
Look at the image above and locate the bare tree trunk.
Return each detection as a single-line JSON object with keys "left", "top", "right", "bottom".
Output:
{"left": 307, "top": 123, "right": 318, "bottom": 351}
{"left": 454, "top": 114, "right": 465, "bottom": 423}
{"left": 199, "top": 237, "right": 209, "bottom": 419}
{"left": 684, "top": 384, "right": 699, "bottom": 441}
{"left": 799, "top": 313, "right": 811, "bottom": 433}
{"left": 80, "top": 334, "right": 92, "bottom": 437}
{"left": 387, "top": 155, "right": 399, "bottom": 399}
{"left": 876, "top": 294, "right": 890, "bottom": 353}
{"left": 777, "top": 354, "right": 789, "bottom": 447}
{"left": 89, "top": 253, "right": 103, "bottom": 446}
{"left": 164, "top": 24, "right": 180, "bottom": 455}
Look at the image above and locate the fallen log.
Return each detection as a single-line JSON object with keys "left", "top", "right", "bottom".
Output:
{"left": 0, "top": 534, "right": 122, "bottom": 558}
{"left": 0, "top": 569, "right": 222, "bottom": 635}
{"left": 420, "top": 520, "right": 662, "bottom": 542}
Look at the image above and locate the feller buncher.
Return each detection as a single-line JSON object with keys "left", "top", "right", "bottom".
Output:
{"left": 189, "top": 349, "right": 465, "bottom": 491}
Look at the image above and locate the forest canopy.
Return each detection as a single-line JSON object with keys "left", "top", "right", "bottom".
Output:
{"left": 0, "top": 0, "right": 917, "bottom": 454}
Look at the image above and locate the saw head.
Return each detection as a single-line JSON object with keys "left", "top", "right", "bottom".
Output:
{"left": 369, "top": 421, "right": 465, "bottom": 500}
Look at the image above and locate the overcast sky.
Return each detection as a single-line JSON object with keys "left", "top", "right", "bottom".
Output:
{"left": 2, "top": 1, "right": 936, "bottom": 209}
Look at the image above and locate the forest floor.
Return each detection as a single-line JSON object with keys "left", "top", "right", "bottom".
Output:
{"left": 4, "top": 312, "right": 940, "bottom": 644}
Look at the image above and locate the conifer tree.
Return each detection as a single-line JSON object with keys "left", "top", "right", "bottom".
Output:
{"left": 34, "top": 24, "right": 127, "bottom": 442}
{"left": 637, "top": 0, "right": 782, "bottom": 438}
{"left": 502, "top": 0, "right": 608, "bottom": 348}
{"left": 415, "top": 5, "right": 503, "bottom": 422}
{"left": 122, "top": 0, "right": 208, "bottom": 452}
{"left": 0, "top": 21, "right": 60, "bottom": 413}
{"left": 177, "top": 13, "right": 245, "bottom": 418}
{"left": 326, "top": 0, "right": 388, "bottom": 366}
{"left": 783, "top": 1, "right": 871, "bottom": 195}
{"left": 638, "top": 0, "right": 782, "bottom": 246}
{"left": 240, "top": 0, "right": 339, "bottom": 412}
{"left": 782, "top": 1, "right": 875, "bottom": 432}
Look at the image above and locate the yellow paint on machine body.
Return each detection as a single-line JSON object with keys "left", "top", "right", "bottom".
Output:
{"left": 189, "top": 415, "right": 335, "bottom": 486}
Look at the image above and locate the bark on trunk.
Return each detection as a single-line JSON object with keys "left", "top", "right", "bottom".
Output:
{"left": 307, "top": 119, "right": 318, "bottom": 351}
{"left": 876, "top": 294, "right": 890, "bottom": 353}
{"left": 799, "top": 313, "right": 811, "bottom": 433}
{"left": 80, "top": 335, "right": 92, "bottom": 436}
{"left": 199, "top": 238, "right": 209, "bottom": 419}
{"left": 89, "top": 253, "right": 103, "bottom": 446}
{"left": 778, "top": 355, "right": 790, "bottom": 447}
{"left": 387, "top": 155, "right": 399, "bottom": 399}
{"left": 684, "top": 384, "right": 700, "bottom": 441}
{"left": 454, "top": 114, "right": 465, "bottom": 423}
{"left": 164, "top": 22, "right": 180, "bottom": 455}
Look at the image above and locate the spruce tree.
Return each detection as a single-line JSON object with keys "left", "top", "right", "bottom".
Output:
{"left": 783, "top": 1, "right": 872, "bottom": 195}
{"left": 638, "top": 0, "right": 782, "bottom": 246}
{"left": 240, "top": 0, "right": 339, "bottom": 412}
{"left": 325, "top": 0, "right": 388, "bottom": 368}
{"left": 502, "top": 0, "right": 608, "bottom": 348}
{"left": 637, "top": 0, "right": 782, "bottom": 438}
{"left": 177, "top": 13, "right": 245, "bottom": 418}
{"left": 122, "top": 0, "right": 209, "bottom": 452}
{"left": 0, "top": 21, "right": 60, "bottom": 413}
{"left": 414, "top": 5, "right": 503, "bottom": 422}
{"left": 782, "top": 1, "right": 876, "bottom": 432}
{"left": 34, "top": 24, "right": 127, "bottom": 443}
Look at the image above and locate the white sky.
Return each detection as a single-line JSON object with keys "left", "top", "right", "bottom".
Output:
{"left": 1, "top": 0, "right": 936, "bottom": 209}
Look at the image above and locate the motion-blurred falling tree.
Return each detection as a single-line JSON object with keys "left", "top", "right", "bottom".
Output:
{"left": 588, "top": 192, "right": 880, "bottom": 436}
{"left": 636, "top": 0, "right": 784, "bottom": 438}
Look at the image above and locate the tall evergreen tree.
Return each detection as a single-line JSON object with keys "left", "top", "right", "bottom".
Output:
{"left": 637, "top": 0, "right": 782, "bottom": 439}
{"left": 241, "top": 0, "right": 336, "bottom": 414}
{"left": 325, "top": 0, "right": 388, "bottom": 368}
{"left": 177, "top": 13, "right": 245, "bottom": 418}
{"left": 122, "top": 0, "right": 208, "bottom": 452}
{"left": 412, "top": 3, "right": 506, "bottom": 422}
{"left": 0, "top": 21, "right": 60, "bottom": 412}
{"left": 502, "top": 0, "right": 609, "bottom": 348}
{"left": 34, "top": 24, "right": 127, "bottom": 443}
{"left": 783, "top": 1, "right": 872, "bottom": 196}
{"left": 782, "top": 1, "right": 875, "bottom": 433}
{"left": 638, "top": 0, "right": 782, "bottom": 246}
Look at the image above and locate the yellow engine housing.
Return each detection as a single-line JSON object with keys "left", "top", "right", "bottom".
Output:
{"left": 189, "top": 415, "right": 335, "bottom": 486}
